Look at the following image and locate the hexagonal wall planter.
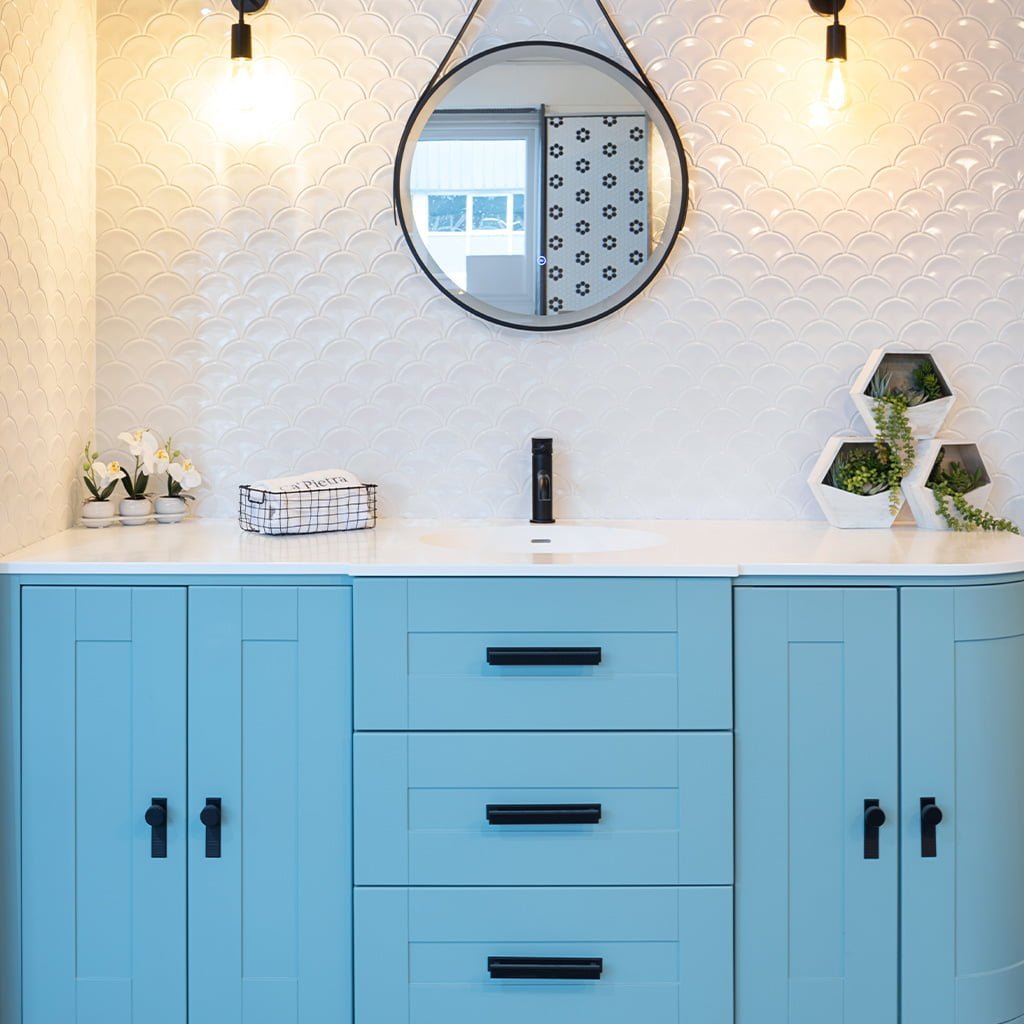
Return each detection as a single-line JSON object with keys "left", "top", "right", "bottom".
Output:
{"left": 903, "top": 440, "right": 992, "bottom": 531}
{"left": 850, "top": 348, "right": 955, "bottom": 439}
{"left": 809, "top": 436, "right": 905, "bottom": 529}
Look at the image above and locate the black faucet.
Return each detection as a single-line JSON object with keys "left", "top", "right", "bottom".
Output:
{"left": 531, "top": 437, "right": 555, "bottom": 524}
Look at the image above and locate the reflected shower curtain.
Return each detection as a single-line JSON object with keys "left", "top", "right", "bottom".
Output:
{"left": 544, "top": 113, "right": 650, "bottom": 314}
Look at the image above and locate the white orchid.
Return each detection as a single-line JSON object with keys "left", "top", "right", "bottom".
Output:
{"left": 92, "top": 461, "right": 121, "bottom": 489}
{"left": 168, "top": 459, "right": 202, "bottom": 492}
{"left": 117, "top": 429, "right": 159, "bottom": 473}
{"left": 152, "top": 448, "right": 170, "bottom": 474}
{"left": 81, "top": 442, "right": 121, "bottom": 502}
{"left": 117, "top": 427, "right": 159, "bottom": 498}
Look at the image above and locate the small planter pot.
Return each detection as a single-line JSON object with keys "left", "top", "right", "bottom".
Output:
{"left": 808, "top": 436, "right": 905, "bottom": 529}
{"left": 850, "top": 347, "right": 955, "bottom": 439}
{"left": 903, "top": 440, "right": 993, "bottom": 530}
{"left": 118, "top": 497, "right": 152, "bottom": 524}
{"left": 81, "top": 500, "right": 116, "bottom": 528}
{"left": 154, "top": 496, "right": 187, "bottom": 523}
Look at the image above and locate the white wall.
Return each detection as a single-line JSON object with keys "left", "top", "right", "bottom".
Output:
{"left": 95, "top": 0, "right": 1024, "bottom": 523}
{"left": 0, "top": 0, "right": 95, "bottom": 554}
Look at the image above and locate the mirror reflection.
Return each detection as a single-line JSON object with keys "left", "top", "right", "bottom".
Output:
{"left": 396, "top": 44, "right": 687, "bottom": 330}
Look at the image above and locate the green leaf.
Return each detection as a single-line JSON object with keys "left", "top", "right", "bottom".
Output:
{"left": 100, "top": 480, "right": 118, "bottom": 501}
{"left": 84, "top": 478, "right": 100, "bottom": 500}
{"left": 137, "top": 473, "right": 149, "bottom": 494}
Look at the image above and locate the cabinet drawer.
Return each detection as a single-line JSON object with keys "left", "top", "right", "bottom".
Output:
{"left": 354, "top": 578, "right": 732, "bottom": 730}
{"left": 355, "top": 886, "right": 732, "bottom": 1024}
{"left": 355, "top": 732, "right": 732, "bottom": 885}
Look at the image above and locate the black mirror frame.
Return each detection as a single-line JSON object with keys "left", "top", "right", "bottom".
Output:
{"left": 393, "top": 40, "right": 689, "bottom": 333}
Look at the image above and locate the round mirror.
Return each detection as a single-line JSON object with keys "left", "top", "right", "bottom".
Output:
{"left": 394, "top": 42, "right": 689, "bottom": 332}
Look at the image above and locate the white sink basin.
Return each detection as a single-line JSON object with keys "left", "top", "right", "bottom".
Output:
{"left": 419, "top": 524, "right": 665, "bottom": 555}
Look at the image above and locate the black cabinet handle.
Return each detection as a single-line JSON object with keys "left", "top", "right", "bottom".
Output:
{"left": 486, "top": 647, "right": 602, "bottom": 667}
{"left": 920, "top": 797, "right": 943, "bottom": 858}
{"left": 200, "top": 797, "right": 222, "bottom": 859}
{"left": 145, "top": 798, "right": 168, "bottom": 859}
{"left": 863, "top": 799, "right": 886, "bottom": 859}
{"left": 487, "top": 803, "right": 602, "bottom": 825}
{"left": 488, "top": 957, "right": 603, "bottom": 980}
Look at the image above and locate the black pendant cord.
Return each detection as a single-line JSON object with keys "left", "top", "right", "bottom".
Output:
{"left": 423, "top": 0, "right": 489, "bottom": 98}
{"left": 425, "top": 0, "right": 659, "bottom": 103}
{"left": 591, "top": 0, "right": 661, "bottom": 98}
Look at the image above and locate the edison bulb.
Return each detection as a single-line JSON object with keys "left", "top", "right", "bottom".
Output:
{"left": 225, "top": 57, "right": 257, "bottom": 116}
{"left": 823, "top": 58, "right": 850, "bottom": 111}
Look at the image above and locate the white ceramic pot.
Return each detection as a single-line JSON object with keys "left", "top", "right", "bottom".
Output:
{"left": 118, "top": 497, "right": 152, "bottom": 524}
{"left": 154, "top": 496, "right": 187, "bottom": 523}
{"left": 81, "top": 500, "right": 116, "bottom": 528}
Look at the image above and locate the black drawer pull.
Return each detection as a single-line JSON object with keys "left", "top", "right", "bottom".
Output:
{"left": 486, "top": 646, "right": 602, "bottom": 667}
{"left": 200, "top": 797, "right": 222, "bottom": 859}
{"left": 863, "top": 799, "right": 886, "bottom": 859}
{"left": 144, "top": 798, "right": 168, "bottom": 859}
{"left": 488, "top": 956, "right": 603, "bottom": 980}
{"left": 486, "top": 803, "right": 602, "bottom": 825}
{"left": 920, "top": 797, "right": 943, "bottom": 858}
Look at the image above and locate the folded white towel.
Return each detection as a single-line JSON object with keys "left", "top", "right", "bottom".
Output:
{"left": 251, "top": 468, "right": 362, "bottom": 492}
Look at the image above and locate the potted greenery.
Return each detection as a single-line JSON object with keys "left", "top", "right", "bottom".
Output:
{"left": 809, "top": 436, "right": 907, "bottom": 528}
{"left": 80, "top": 442, "right": 121, "bottom": 527}
{"left": 152, "top": 438, "right": 202, "bottom": 523}
{"left": 903, "top": 441, "right": 1018, "bottom": 533}
{"left": 117, "top": 428, "right": 159, "bottom": 523}
{"left": 850, "top": 348, "right": 954, "bottom": 440}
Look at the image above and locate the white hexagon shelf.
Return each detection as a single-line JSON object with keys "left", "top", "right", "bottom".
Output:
{"left": 903, "top": 440, "right": 992, "bottom": 531}
{"left": 850, "top": 348, "right": 955, "bottom": 439}
{"left": 809, "top": 436, "right": 906, "bottom": 529}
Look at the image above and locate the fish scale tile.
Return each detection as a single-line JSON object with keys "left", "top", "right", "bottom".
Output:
{"left": 0, "top": 0, "right": 94, "bottom": 556}
{"left": 93, "top": 0, "right": 1024, "bottom": 524}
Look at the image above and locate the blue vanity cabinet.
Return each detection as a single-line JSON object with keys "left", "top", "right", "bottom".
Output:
{"left": 901, "top": 582, "right": 1024, "bottom": 1024}
{"left": 21, "top": 587, "right": 188, "bottom": 1024}
{"left": 187, "top": 586, "right": 352, "bottom": 1024}
{"left": 19, "top": 582, "right": 352, "bottom": 1024}
{"left": 735, "top": 587, "right": 900, "bottom": 1024}
{"left": 353, "top": 576, "right": 735, "bottom": 1023}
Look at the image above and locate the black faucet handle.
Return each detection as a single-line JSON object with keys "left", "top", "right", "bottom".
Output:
{"left": 532, "top": 437, "right": 553, "bottom": 454}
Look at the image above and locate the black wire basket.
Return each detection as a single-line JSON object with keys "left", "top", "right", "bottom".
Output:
{"left": 238, "top": 483, "right": 377, "bottom": 536}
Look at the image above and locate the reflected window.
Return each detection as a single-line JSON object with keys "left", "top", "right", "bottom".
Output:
{"left": 427, "top": 194, "right": 466, "bottom": 232}
{"left": 410, "top": 111, "right": 542, "bottom": 313}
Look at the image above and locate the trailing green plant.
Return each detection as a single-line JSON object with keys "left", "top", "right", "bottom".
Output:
{"left": 826, "top": 445, "right": 890, "bottom": 496}
{"left": 928, "top": 450, "right": 1019, "bottom": 534}
{"left": 871, "top": 393, "right": 915, "bottom": 514}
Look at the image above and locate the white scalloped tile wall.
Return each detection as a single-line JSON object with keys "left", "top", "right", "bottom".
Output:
{"left": 95, "top": 0, "right": 1024, "bottom": 522}
{"left": 0, "top": 0, "right": 95, "bottom": 555}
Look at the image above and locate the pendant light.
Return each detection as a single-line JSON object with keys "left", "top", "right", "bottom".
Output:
{"left": 809, "top": 0, "right": 850, "bottom": 111}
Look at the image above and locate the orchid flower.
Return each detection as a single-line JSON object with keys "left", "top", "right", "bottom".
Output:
{"left": 167, "top": 459, "right": 202, "bottom": 495}
{"left": 81, "top": 442, "right": 121, "bottom": 502}
{"left": 117, "top": 428, "right": 158, "bottom": 498}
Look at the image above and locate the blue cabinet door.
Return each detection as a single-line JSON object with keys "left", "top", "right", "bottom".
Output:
{"left": 901, "top": 582, "right": 1024, "bottom": 1024}
{"left": 187, "top": 586, "right": 352, "bottom": 1024}
{"left": 21, "top": 586, "right": 187, "bottom": 1024}
{"left": 735, "top": 587, "right": 899, "bottom": 1024}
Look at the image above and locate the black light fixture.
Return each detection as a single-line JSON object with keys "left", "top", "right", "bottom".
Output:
{"left": 230, "top": 0, "right": 267, "bottom": 62}
{"left": 809, "top": 0, "right": 850, "bottom": 111}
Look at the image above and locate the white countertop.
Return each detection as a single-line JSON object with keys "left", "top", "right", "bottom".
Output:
{"left": 3, "top": 518, "right": 1024, "bottom": 577}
